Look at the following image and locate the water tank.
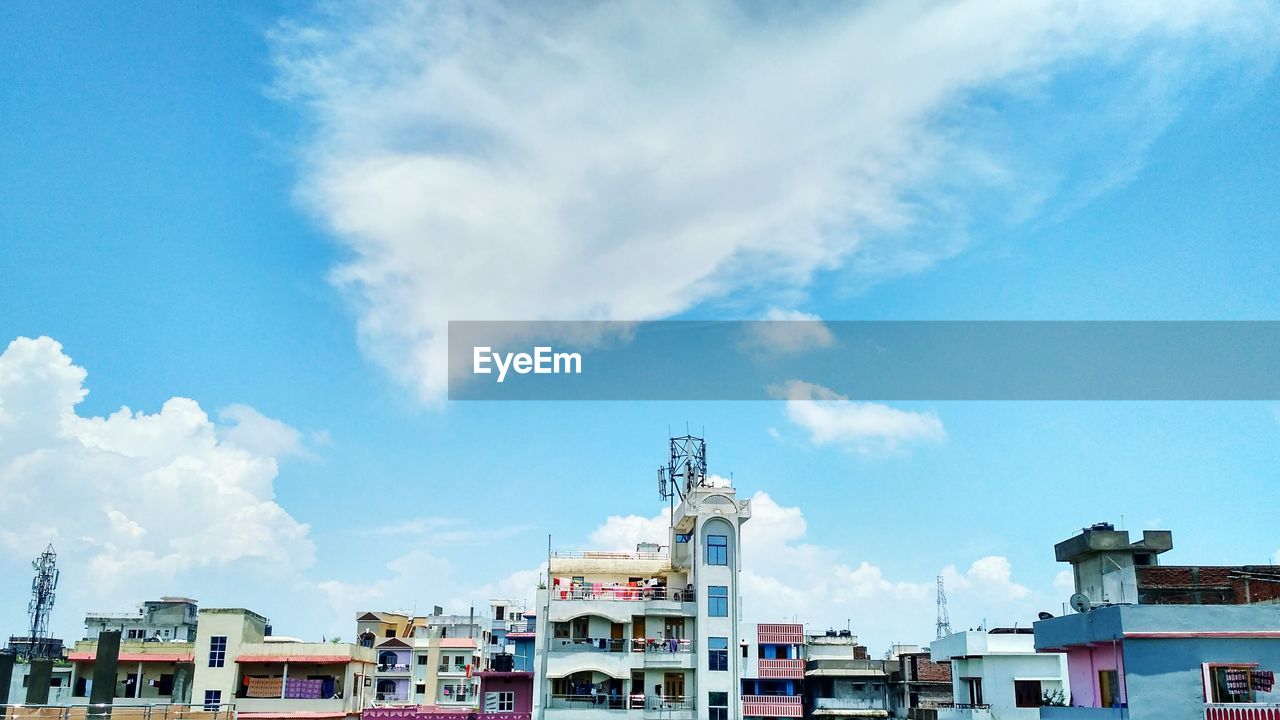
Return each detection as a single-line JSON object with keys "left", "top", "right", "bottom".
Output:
{"left": 492, "top": 653, "right": 514, "bottom": 672}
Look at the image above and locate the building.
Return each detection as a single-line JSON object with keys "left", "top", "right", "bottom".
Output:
{"left": 740, "top": 623, "right": 804, "bottom": 719}
{"left": 1033, "top": 604, "right": 1280, "bottom": 720}
{"left": 489, "top": 601, "right": 531, "bottom": 671}
{"left": 505, "top": 613, "right": 537, "bottom": 673}
{"left": 805, "top": 631, "right": 893, "bottom": 719}
{"left": 1056, "top": 523, "right": 1280, "bottom": 608}
{"left": 4, "top": 637, "right": 66, "bottom": 660}
{"left": 192, "top": 607, "right": 375, "bottom": 720}
{"left": 532, "top": 480, "right": 752, "bottom": 720}
{"left": 355, "top": 610, "right": 487, "bottom": 709}
{"left": 6, "top": 661, "right": 73, "bottom": 705}
{"left": 888, "top": 650, "right": 951, "bottom": 718}
{"left": 84, "top": 597, "right": 200, "bottom": 642}
{"left": 930, "top": 629, "right": 1069, "bottom": 719}
{"left": 67, "top": 636, "right": 196, "bottom": 705}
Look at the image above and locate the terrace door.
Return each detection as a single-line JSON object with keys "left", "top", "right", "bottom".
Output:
{"left": 663, "top": 672, "right": 684, "bottom": 701}
{"left": 663, "top": 618, "right": 685, "bottom": 639}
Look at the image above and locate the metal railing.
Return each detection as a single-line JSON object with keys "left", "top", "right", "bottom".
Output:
{"left": 550, "top": 551, "right": 667, "bottom": 561}
{"left": 374, "top": 693, "right": 408, "bottom": 703}
{"left": 550, "top": 586, "right": 695, "bottom": 603}
{"left": 376, "top": 663, "right": 410, "bottom": 672}
{"left": 545, "top": 638, "right": 693, "bottom": 654}
{"left": 0, "top": 704, "right": 236, "bottom": 720}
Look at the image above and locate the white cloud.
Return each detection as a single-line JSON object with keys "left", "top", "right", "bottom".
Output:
{"left": 1054, "top": 569, "right": 1075, "bottom": 593}
{"left": 775, "top": 379, "right": 946, "bottom": 453}
{"left": 218, "top": 404, "right": 310, "bottom": 459}
{"left": 0, "top": 337, "right": 316, "bottom": 614}
{"left": 270, "top": 0, "right": 1280, "bottom": 403}
{"left": 739, "top": 309, "right": 836, "bottom": 355}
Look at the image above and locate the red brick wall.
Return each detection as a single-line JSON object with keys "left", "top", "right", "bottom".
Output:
{"left": 1137, "top": 565, "right": 1280, "bottom": 605}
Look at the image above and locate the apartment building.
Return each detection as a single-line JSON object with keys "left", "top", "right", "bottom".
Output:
{"left": 930, "top": 629, "right": 1068, "bottom": 720}
{"left": 355, "top": 610, "right": 487, "bottom": 709}
{"left": 888, "top": 649, "right": 951, "bottom": 717}
{"left": 532, "top": 481, "right": 752, "bottom": 720}
{"left": 489, "top": 600, "right": 531, "bottom": 671}
{"left": 192, "top": 608, "right": 375, "bottom": 720}
{"left": 740, "top": 623, "right": 804, "bottom": 719}
{"left": 83, "top": 597, "right": 200, "bottom": 642}
{"left": 805, "top": 631, "right": 893, "bottom": 719}
{"left": 66, "top": 636, "right": 195, "bottom": 705}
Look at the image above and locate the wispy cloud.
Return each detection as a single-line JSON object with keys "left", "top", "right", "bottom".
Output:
{"left": 271, "top": 0, "right": 1280, "bottom": 402}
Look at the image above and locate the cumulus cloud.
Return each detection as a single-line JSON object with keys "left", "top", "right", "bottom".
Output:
{"left": 0, "top": 337, "right": 315, "bottom": 616}
{"left": 776, "top": 379, "right": 946, "bottom": 453}
{"left": 270, "top": 0, "right": 1280, "bottom": 402}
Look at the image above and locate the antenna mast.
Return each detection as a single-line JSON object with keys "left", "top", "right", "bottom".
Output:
{"left": 27, "top": 543, "right": 59, "bottom": 660}
{"left": 935, "top": 575, "right": 952, "bottom": 640}
{"left": 658, "top": 434, "right": 708, "bottom": 525}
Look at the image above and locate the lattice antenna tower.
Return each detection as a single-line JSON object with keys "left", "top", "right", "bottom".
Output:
{"left": 27, "top": 543, "right": 59, "bottom": 660}
{"left": 935, "top": 575, "right": 952, "bottom": 640}
{"left": 658, "top": 434, "right": 708, "bottom": 525}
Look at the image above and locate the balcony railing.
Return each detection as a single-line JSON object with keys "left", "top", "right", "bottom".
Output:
{"left": 757, "top": 658, "right": 804, "bottom": 679}
{"left": 377, "top": 663, "right": 411, "bottom": 672}
{"left": 375, "top": 692, "right": 409, "bottom": 703}
{"left": 547, "top": 637, "right": 693, "bottom": 654}
{"left": 551, "top": 585, "right": 695, "bottom": 603}
{"left": 546, "top": 694, "right": 627, "bottom": 710}
{"left": 742, "top": 695, "right": 802, "bottom": 718}
{"left": 1206, "top": 705, "right": 1280, "bottom": 720}
{"left": 437, "top": 663, "right": 472, "bottom": 674}
{"left": 0, "top": 704, "right": 236, "bottom": 720}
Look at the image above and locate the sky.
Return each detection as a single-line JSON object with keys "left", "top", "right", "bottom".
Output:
{"left": 1, "top": 0, "right": 1279, "bottom": 655}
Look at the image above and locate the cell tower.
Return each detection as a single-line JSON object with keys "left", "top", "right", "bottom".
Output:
{"left": 657, "top": 434, "right": 708, "bottom": 524}
{"left": 26, "top": 543, "right": 59, "bottom": 660}
{"left": 935, "top": 575, "right": 952, "bottom": 640}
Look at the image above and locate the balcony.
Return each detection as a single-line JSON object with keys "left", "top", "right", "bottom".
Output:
{"left": 377, "top": 663, "right": 411, "bottom": 673}
{"left": 757, "top": 623, "right": 804, "bottom": 645}
{"left": 812, "top": 697, "right": 890, "bottom": 711}
{"left": 934, "top": 705, "right": 993, "bottom": 720}
{"left": 1205, "top": 705, "right": 1280, "bottom": 720}
{"left": 550, "top": 586, "right": 695, "bottom": 604}
{"left": 374, "top": 692, "right": 409, "bottom": 703}
{"left": 757, "top": 658, "right": 804, "bottom": 679}
{"left": 742, "top": 695, "right": 802, "bottom": 718}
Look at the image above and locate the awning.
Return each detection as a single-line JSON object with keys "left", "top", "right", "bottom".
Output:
{"left": 68, "top": 653, "right": 193, "bottom": 663}
{"left": 236, "top": 656, "right": 353, "bottom": 664}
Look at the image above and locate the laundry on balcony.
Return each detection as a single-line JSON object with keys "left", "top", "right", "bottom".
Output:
{"left": 245, "top": 677, "right": 283, "bottom": 698}
{"left": 284, "top": 678, "right": 326, "bottom": 699}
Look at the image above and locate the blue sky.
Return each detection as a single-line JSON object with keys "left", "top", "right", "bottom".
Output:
{"left": 2, "top": 1, "right": 1279, "bottom": 652}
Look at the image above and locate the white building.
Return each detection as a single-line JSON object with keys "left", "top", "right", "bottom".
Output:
{"left": 532, "top": 481, "right": 752, "bottom": 720}
{"left": 84, "top": 597, "right": 200, "bottom": 642}
{"left": 930, "top": 629, "right": 1069, "bottom": 719}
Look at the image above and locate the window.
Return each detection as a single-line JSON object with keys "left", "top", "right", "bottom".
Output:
{"left": 852, "top": 682, "right": 866, "bottom": 692}
{"left": 415, "top": 683, "right": 426, "bottom": 695}
{"left": 553, "top": 622, "right": 570, "bottom": 639}
{"left": 203, "top": 690, "right": 222, "bottom": 710}
{"left": 208, "top": 636, "right": 227, "bottom": 667}
{"left": 1099, "top": 670, "right": 1120, "bottom": 707}
{"left": 707, "top": 535, "right": 728, "bottom": 565}
{"left": 417, "top": 655, "right": 428, "bottom": 665}
{"left": 496, "top": 691, "right": 514, "bottom": 711}
{"left": 964, "top": 677, "right": 983, "bottom": 705}
{"left": 708, "top": 637, "right": 728, "bottom": 671}
{"left": 1014, "top": 680, "right": 1042, "bottom": 708}
{"left": 1207, "top": 665, "right": 1257, "bottom": 704}
{"left": 741, "top": 644, "right": 749, "bottom": 658}
{"left": 495, "top": 606, "right": 505, "bottom": 620}
{"left": 385, "top": 629, "right": 395, "bottom": 638}
{"left": 708, "top": 691, "right": 728, "bottom": 720}
{"left": 708, "top": 586, "right": 728, "bottom": 617}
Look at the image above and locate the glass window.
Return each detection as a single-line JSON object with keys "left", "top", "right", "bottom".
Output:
{"left": 203, "top": 690, "right": 222, "bottom": 710}
{"left": 498, "top": 691, "right": 514, "bottom": 711}
{"left": 708, "top": 586, "right": 728, "bottom": 617}
{"left": 707, "top": 535, "right": 728, "bottom": 565}
{"left": 709, "top": 691, "right": 728, "bottom": 720}
{"left": 709, "top": 637, "right": 728, "bottom": 671}
{"left": 208, "top": 636, "right": 227, "bottom": 667}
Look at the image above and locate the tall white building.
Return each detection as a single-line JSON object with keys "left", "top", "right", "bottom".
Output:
{"left": 532, "top": 480, "right": 752, "bottom": 720}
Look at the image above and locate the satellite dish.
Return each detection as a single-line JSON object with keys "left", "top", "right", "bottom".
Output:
{"left": 1069, "top": 593, "right": 1092, "bottom": 614}
{"left": 1037, "top": 611, "right": 1055, "bottom": 620}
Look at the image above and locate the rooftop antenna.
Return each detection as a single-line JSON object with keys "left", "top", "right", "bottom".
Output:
{"left": 26, "top": 543, "right": 59, "bottom": 660}
{"left": 935, "top": 575, "right": 952, "bottom": 640}
{"left": 658, "top": 434, "right": 708, "bottom": 525}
